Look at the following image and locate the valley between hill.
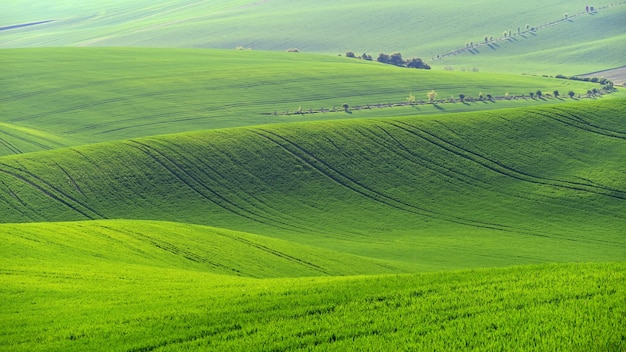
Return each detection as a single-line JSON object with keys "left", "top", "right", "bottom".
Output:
{"left": 1, "top": 1, "right": 625, "bottom": 350}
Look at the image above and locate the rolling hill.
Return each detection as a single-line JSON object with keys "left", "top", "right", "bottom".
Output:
{"left": 0, "top": 47, "right": 602, "bottom": 157}
{"left": 1, "top": 99, "right": 624, "bottom": 271}
{"left": 2, "top": 1, "right": 625, "bottom": 75}
{"left": 1, "top": 1, "right": 625, "bottom": 350}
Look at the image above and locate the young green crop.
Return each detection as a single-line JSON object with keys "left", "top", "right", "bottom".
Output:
{"left": 0, "top": 99, "right": 624, "bottom": 270}
{"left": 0, "top": 48, "right": 602, "bottom": 156}
{"left": 2, "top": 0, "right": 624, "bottom": 75}
{"left": 1, "top": 261, "right": 623, "bottom": 351}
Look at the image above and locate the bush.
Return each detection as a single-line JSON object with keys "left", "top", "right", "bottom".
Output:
{"left": 345, "top": 51, "right": 356, "bottom": 58}
{"left": 406, "top": 57, "right": 431, "bottom": 69}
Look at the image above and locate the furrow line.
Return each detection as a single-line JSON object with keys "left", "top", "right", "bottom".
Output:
{"left": 55, "top": 163, "right": 85, "bottom": 196}
{"left": 219, "top": 232, "right": 329, "bottom": 274}
{"left": 534, "top": 110, "right": 626, "bottom": 140}
{"left": 0, "top": 129, "right": 52, "bottom": 150}
{"left": 127, "top": 141, "right": 261, "bottom": 223}
{"left": 0, "top": 164, "right": 96, "bottom": 220}
{"left": 0, "top": 138, "right": 21, "bottom": 154}
{"left": 97, "top": 225, "right": 244, "bottom": 274}
{"left": 0, "top": 181, "right": 37, "bottom": 222}
{"left": 147, "top": 139, "right": 316, "bottom": 234}
{"left": 390, "top": 121, "right": 626, "bottom": 200}
{"left": 252, "top": 129, "right": 534, "bottom": 235}
{"left": 129, "top": 140, "right": 297, "bottom": 232}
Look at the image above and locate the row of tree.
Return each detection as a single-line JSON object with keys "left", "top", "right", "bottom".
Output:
{"left": 345, "top": 51, "right": 431, "bottom": 70}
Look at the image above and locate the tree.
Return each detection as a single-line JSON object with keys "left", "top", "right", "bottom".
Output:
{"left": 342, "top": 103, "right": 350, "bottom": 112}
{"left": 459, "top": 93, "right": 466, "bottom": 102}
{"left": 536, "top": 90, "right": 543, "bottom": 98}
{"left": 388, "top": 52, "right": 404, "bottom": 66}
{"left": 568, "top": 90, "right": 575, "bottom": 98}
{"left": 407, "top": 93, "right": 416, "bottom": 104}
{"left": 376, "top": 53, "right": 390, "bottom": 64}
{"left": 362, "top": 53, "right": 372, "bottom": 61}
{"left": 486, "top": 93, "right": 493, "bottom": 101}
{"left": 529, "top": 92, "right": 535, "bottom": 99}
{"left": 553, "top": 90, "right": 560, "bottom": 98}
{"left": 345, "top": 51, "right": 356, "bottom": 58}
{"left": 427, "top": 90, "right": 438, "bottom": 102}
{"left": 406, "top": 57, "right": 430, "bottom": 69}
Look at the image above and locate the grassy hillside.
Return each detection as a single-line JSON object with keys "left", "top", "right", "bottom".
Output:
{"left": 1, "top": 260, "right": 624, "bottom": 351}
{"left": 0, "top": 47, "right": 601, "bottom": 156}
{"left": 0, "top": 220, "right": 401, "bottom": 277}
{"left": 1, "top": 99, "right": 624, "bottom": 270}
{"left": 2, "top": 0, "right": 624, "bottom": 74}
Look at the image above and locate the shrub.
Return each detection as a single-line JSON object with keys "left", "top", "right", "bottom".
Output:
{"left": 388, "top": 52, "right": 404, "bottom": 66}
{"left": 345, "top": 51, "right": 356, "bottom": 58}
{"left": 406, "top": 57, "right": 430, "bottom": 69}
{"left": 376, "top": 53, "right": 390, "bottom": 64}
{"left": 427, "top": 90, "right": 438, "bottom": 102}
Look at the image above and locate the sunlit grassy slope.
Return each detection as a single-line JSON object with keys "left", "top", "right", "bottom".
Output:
{"left": 1, "top": 259, "right": 624, "bottom": 351}
{"left": 0, "top": 48, "right": 601, "bottom": 157}
{"left": 2, "top": 0, "right": 624, "bottom": 74}
{"left": 1, "top": 99, "right": 624, "bottom": 270}
{"left": 0, "top": 220, "right": 400, "bottom": 277}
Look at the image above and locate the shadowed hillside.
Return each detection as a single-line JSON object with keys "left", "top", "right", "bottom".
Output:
{"left": 1, "top": 99, "right": 624, "bottom": 269}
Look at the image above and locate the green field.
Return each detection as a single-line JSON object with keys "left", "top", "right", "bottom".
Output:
{"left": 1, "top": 1, "right": 625, "bottom": 350}
{"left": 2, "top": 0, "right": 625, "bottom": 75}
{"left": 0, "top": 48, "right": 603, "bottom": 156}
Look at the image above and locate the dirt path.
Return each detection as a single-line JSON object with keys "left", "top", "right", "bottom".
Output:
{"left": 580, "top": 66, "right": 626, "bottom": 86}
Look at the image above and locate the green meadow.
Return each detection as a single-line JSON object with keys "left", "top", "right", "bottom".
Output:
{"left": 2, "top": 0, "right": 625, "bottom": 74}
{"left": 1, "top": 1, "right": 625, "bottom": 351}
{"left": 0, "top": 48, "right": 601, "bottom": 156}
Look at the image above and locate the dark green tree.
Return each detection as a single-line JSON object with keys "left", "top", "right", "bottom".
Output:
{"left": 388, "top": 52, "right": 405, "bottom": 66}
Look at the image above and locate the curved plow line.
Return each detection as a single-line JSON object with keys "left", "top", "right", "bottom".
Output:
{"left": 0, "top": 180, "right": 38, "bottom": 222}
{"left": 532, "top": 110, "right": 626, "bottom": 141}
{"left": 0, "top": 163, "right": 103, "bottom": 220}
{"left": 0, "top": 138, "right": 21, "bottom": 154}
{"left": 95, "top": 224, "right": 245, "bottom": 275}
{"left": 54, "top": 163, "right": 85, "bottom": 196}
{"left": 366, "top": 125, "right": 490, "bottom": 188}
{"left": 215, "top": 231, "right": 330, "bottom": 275}
{"left": 128, "top": 141, "right": 302, "bottom": 233}
{"left": 10, "top": 96, "right": 130, "bottom": 123}
{"left": 147, "top": 138, "right": 324, "bottom": 236}
{"left": 390, "top": 121, "right": 626, "bottom": 201}
{"left": 0, "top": 129, "right": 52, "bottom": 151}
{"left": 252, "top": 128, "right": 541, "bottom": 236}
{"left": 551, "top": 107, "right": 626, "bottom": 137}
{"left": 379, "top": 123, "right": 623, "bottom": 220}
{"left": 361, "top": 124, "right": 593, "bottom": 237}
